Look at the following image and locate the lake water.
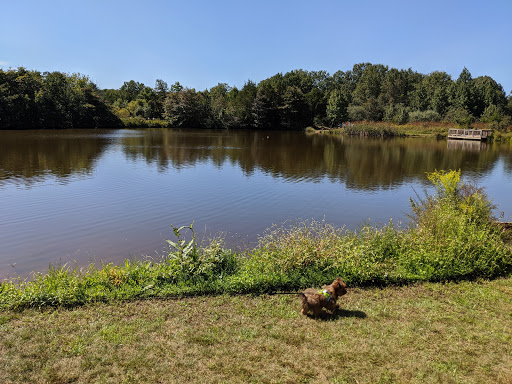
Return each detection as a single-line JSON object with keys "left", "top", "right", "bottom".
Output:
{"left": 1, "top": 129, "right": 511, "bottom": 279}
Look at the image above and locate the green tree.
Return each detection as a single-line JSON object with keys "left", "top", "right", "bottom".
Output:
{"left": 411, "top": 71, "right": 452, "bottom": 116}
{"left": 450, "top": 67, "right": 476, "bottom": 116}
{"left": 380, "top": 68, "right": 411, "bottom": 106}
{"left": 209, "top": 83, "right": 237, "bottom": 128}
{"left": 252, "top": 81, "right": 281, "bottom": 129}
{"left": 119, "top": 80, "right": 145, "bottom": 102}
{"left": 473, "top": 76, "right": 507, "bottom": 118}
{"left": 279, "top": 86, "right": 309, "bottom": 129}
{"left": 163, "top": 88, "right": 210, "bottom": 128}
{"left": 326, "top": 89, "right": 349, "bottom": 126}
{"left": 233, "top": 80, "right": 257, "bottom": 128}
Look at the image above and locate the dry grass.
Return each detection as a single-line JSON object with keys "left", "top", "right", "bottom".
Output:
{"left": 1, "top": 278, "right": 511, "bottom": 383}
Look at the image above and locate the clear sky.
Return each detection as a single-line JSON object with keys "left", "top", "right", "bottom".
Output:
{"left": 1, "top": 0, "right": 511, "bottom": 93}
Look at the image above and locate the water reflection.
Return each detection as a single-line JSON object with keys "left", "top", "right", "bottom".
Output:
{"left": 447, "top": 139, "right": 488, "bottom": 152}
{"left": 1, "top": 129, "right": 511, "bottom": 190}
{"left": 0, "top": 130, "right": 111, "bottom": 186}
{"left": 120, "top": 129, "right": 509, "bottom": 190}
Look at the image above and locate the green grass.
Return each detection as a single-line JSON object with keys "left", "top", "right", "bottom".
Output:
{"left": 342, "top": 123, "right": 406, "bottom": 137}
{"left": 1, "top": 278, "right": 511, "bottom": 383}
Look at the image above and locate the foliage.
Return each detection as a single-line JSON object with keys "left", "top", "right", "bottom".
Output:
{"left": 326, "top": 89, "right": 349, "bottom": 126}
{"left": 3, "top": 64, "right": 511, "bottom": 130}
{"left": 342, "top": 123, "right": 404, "bottom": 137}
{"left": 408, "top": 109, "right": 441, "bottom": 122}
{"left": 0, "top": 68, "right": 122, "bottom": 129}
{"left": 383, "top": 103, "right": 409, "bottom": 125}
{"left": 163, "top": 88, "right": 211, "bottom": 128}
{"left": 444, "top": 107, "right": 474, "bottom": 128}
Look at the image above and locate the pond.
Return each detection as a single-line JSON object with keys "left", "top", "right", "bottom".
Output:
{"left": 1, "top": 128, "right": 511, "bottom": 279}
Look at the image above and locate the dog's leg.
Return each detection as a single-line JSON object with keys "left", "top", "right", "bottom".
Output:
{"left": 299, "top": 293, "right": 309, "bottom": 315}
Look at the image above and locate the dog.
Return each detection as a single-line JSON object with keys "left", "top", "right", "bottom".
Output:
{"left": 298, "top": 278, "right": 347, "bottom": 316}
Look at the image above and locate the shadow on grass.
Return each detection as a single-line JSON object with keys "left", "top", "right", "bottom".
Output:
{"left": 307, "top": 308, "right": 367, "bottom": 321}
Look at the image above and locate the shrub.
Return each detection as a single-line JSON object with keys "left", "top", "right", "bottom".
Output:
{"left": 347, "top": 105, "right": 368, "bottom": 121}
{"left": 408, "top": 110, "right": 441, "bottom": 122}
{"left": 444, "top": 107, "right": 474, "bottom": 128}
{"left": 384, "top": 104, "right": 409, "bottom": 125}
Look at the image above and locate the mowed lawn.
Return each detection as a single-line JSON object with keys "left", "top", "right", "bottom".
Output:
{"left": 1, "top": 277, "right": 511, "bottom": 384}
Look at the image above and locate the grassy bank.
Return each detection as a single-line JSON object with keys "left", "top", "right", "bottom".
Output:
{"left": 1, "top": 278, "right": 511, "bottom": 383}
{"left": 1, "top": 170, "right": 511, "bottom": 310}
{"left": 309, "top": 121, "right": 512, "bottom": 141}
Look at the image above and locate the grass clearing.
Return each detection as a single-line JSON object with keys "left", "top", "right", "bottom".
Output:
{"left": 1, "top": 278, "right": 511, "bottom": 383}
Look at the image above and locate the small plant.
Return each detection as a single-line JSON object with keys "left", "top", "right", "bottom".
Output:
{"left": 164, "top": 223, "right": 238, "bottom": 283}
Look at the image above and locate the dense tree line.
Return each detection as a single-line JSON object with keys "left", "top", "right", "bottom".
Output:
{"left": 2, "top": 64, "right": 511, "bottom": 130}
{"left": 0, "top": 68, "right": 122, "bottom": 129}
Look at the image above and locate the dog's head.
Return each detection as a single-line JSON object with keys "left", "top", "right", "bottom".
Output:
{"left": 332, "top": 278, "right": 347, "bottom": 296}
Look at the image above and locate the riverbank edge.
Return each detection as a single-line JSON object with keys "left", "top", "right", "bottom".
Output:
{"left": 306, "top": 121, "right": 512, "bottom": 142}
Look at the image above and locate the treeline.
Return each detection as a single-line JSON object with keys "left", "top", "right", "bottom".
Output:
{"left": 0, "top": 68, "right": 122, "bottom": 129}
{"left": 101, "top": 63, "right": 512, "bottom": 129}
{"left": 2, "top": 64, "right": 512, "bottom": 130}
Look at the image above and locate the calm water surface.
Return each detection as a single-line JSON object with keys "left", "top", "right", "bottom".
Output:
{"left": 1, "top": 129, "right": 511, "bottom": 279}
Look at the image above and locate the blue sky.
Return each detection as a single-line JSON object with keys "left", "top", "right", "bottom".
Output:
{"left": 1, "top": 0, "right": 511, "bottom": 93}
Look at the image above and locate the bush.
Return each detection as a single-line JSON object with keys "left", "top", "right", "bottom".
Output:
{"left": 384, "top": 104, "right": 409, "bottom": 125}
{"left": 444, "top": 107, "right": 474, "bottom": 128}
{"left": 121, "top": 117, "right": 170, "bottom": 128}
{"left": 408, "top": 110, "right": 441, "bottom": 122}
{"left": 347, "top": 105, "right": 368, "bottom": 121}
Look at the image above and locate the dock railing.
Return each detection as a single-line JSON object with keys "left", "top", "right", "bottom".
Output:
{"left": 448, "top": 129, "right": 492, "bottom": 141}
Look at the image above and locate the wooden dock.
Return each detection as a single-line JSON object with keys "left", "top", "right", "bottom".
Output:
{"left": 448, "top": 129, "right": 492, "bottom": 141}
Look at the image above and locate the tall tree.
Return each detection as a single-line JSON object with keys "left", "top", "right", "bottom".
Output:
{"left": 326, "top": 89, "right": 349, "bottom": 126}
{"left": 279, "top": 86, "right": 309, "bottom": 129}
{"left": 163, "top": 88, "right": 210, "bottom": 128}
{"left": 450, "top": 67, "right": 476, "bottom": 115}
{"left": 473, "top": 76, "right": 507, "bottom": 118}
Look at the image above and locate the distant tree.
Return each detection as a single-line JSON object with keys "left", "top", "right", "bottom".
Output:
{"left": 163, "top": 88, "right": 210, "bottom": 128}
{"left": 450, "top": 68, "right": 476, "bottom": 116}
{"left": 209, "top": 83, "right": 236, "bottom": 128}
{"left": 154, "top": 79, "right": 168, "bottom": 97}
{"left": 347, "top": 105, "right": 368, "bottom": 121}
{"left": 279, "top": 86, "right": 309, "bottom": 129}
{"left": 352, "top": 64, "right": 388, "bottom": 105}
{"left": 383, "top": 103, "right": 409, "bottom": 125}
{"left": 1, "top": 68, "right": 120, "bottom": 129}
{"left": 506, "top": 92, "right": 512, "bottom": 117}
{"left": 473, "top": 76, "right": 507, "bottom": 118}
{"left": 233, "top": 80, "right": 257, "bottom": 128}
{"left": 380, "top": 68, "right": 410, "bottom": 106}
{"left": 170, "top": 81, "right": 183, "bottom": 93}
{"left": 444, "top": 107, "right": 474, "bottom": 128}
{"left": 411, "top": 71, "right": 452, "bottom": 116}
{"left": 480, "top": 104, "right": 504, "bottom": 126}
{"left": 326, "top": 89, "right": 349, "bottom": 126}
{"left": 408, "top": 110, "right": 441, "bottom": 122}
{"left": 252, "top": 81, "right": 281, "bottom": 129}
{"left": 119, "top": 80, "right": 145, "bottom": 102}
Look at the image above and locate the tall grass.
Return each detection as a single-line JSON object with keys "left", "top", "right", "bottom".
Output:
{"left": 1, "top": 170, "right": 511, "bottom": 310}
{"left": 343, "top": 122, "right": 405, "bottom": 137}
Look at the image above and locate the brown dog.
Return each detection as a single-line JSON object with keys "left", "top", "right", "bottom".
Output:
{"left": 298, "top": 278, "right": 347, "bottom": 316}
